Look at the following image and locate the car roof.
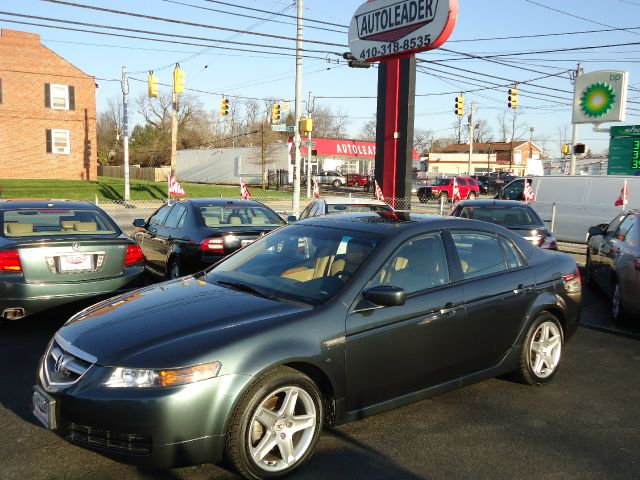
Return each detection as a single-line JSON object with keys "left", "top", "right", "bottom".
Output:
{"left": 181, "top": 198, "right": 269, "bottom": 208}
{"left": 456, "top": 199, "right": 530, "bottom": 208}
{"left": 320, "top": 197, "right": 388, "bottom": 206}
{"left": 298, "top": 211, "right": 510, "bottom": 235}
{"left": 0, "top": 200, "right": 97, "bottom": 210}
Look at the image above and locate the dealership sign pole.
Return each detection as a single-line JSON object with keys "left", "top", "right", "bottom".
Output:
{"left": 349, "top": 0, "right": 458, "bottom": 207}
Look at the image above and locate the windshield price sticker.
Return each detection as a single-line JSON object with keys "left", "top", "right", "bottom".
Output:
{"left": 349, "top": 0, "right": 458, "bottom": 62}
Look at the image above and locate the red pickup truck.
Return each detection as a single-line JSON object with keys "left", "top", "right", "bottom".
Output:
{"left": 417, "top": 177, "right": 481, "bottom": 202}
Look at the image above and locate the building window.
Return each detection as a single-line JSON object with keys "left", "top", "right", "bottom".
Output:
{"left": 46, "top": 129, "right": 70, "bottom": 154}
{"left": 44, "top": 83, "right": 75, "bottom": 110}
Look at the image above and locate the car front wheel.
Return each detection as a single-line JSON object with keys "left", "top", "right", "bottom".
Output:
{"left": 515, "top": 313, "right": 563, "bottom": 385}
{"left": 612, "top": 280, "right": 629, "bottom": 325}
{"left": 168, "top": 257, "right": 182, "bottom": 279}
{"left": 225, "top": 366, "right": 323, "bottom": 479}
{"left": 332, "top": 179, "right": 342, "bottom": 188}
{"left": 467, "top": 191, "right": 477, "bottom": 199}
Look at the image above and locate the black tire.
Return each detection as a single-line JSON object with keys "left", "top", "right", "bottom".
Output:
{"left": 332, "top": 179, "right": 341, "bottom": 188}
{"left": 167, "top": 257, "right": 181, "bottom": 280}
{"left": 611, "top": 279, "right": 629, "bottom": 326}
{"left": 514, "top": 312, "right": 564, "bottom": 386}
{"left": 353, "top": 180, "right": 360, "bottom": 187}
{"left": 225, "top": 366, "right": 324, "bottom": 479}
{"left": 467, "top": 191, "right": 477, "bottom": 200}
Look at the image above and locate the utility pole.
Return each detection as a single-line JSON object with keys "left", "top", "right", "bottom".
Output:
{"left": 170, "top": 67, "right": 179, "bottom": 179}
{"left": 570, "top": 63, "right": 583, "bottom": 175}
{"left": 468, "top": 101, "right": 475, "bottom": 175}
{"left": 509, "top": 109, "right": 516, "bottom": 173}
{"left": 261, "top": 124, "right": 266, "bottom": 190}
{"left": 306, "top": 91, "right": 314, "bottom": 198}
{"left": 121, "top": 66, "right": 130, "bottom": 201}
{"left": 292, "top": 0, "right": 303, "bottom": 218}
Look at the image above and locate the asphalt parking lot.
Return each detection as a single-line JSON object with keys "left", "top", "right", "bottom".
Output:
{"left": 1, "top": 284, "right": 639, "bottom": 480}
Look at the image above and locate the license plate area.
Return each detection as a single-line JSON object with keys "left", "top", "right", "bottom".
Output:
{"left": 46, "top": 252, "right": 106, "bottom": 273}
{"left": 33, "top": 386, "right": 57, "bottom": 430}
{"left": 240, "top": 239, "right": 255, "bottom": 248}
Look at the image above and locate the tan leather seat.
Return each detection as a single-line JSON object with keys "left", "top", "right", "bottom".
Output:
{"left": 204, "top": 217, "right": 220, "bottom": 226}
{"left": 5, "top": 223, "right": 34, "bottom": 234}
{"left": 74, "top": 222, "right": 97, "bottom": 232}
{"left": 250, "top": 217, "right": 266, "bottom": 225}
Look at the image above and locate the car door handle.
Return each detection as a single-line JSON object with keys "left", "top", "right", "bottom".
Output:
{"left": 439, "top": 303, "right": 456, "bottom": 316}
{"left": 513, "top": 284, "right": 526, "bottom": 295}
{"left": 417, "top": 312, "right": 440, "bottom": 326}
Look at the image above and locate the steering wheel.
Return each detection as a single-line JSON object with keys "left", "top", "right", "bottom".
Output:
{"left": 332, "top": 270, "right": 352, "bottom": 280}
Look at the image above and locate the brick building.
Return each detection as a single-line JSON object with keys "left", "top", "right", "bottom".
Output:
{"left": 427, "top": 141, "right": 544, "bottom": 176}
{"left": 0, "top": 29, "right": 97, "bottom": 180}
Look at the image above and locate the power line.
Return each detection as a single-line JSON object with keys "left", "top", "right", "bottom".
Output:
{"left": 160, "top": 0, "right": 345, "bottom": 34}
{"left": 42, "top": 0, "right": 348, "bottom": 48}
{"left": 201, "top": 0, "right": 348, "bottom": 29}
{"left": 449, "top": 26, "right": 640, "bottom": 43}
{"left": 0, "top": 10, "right": 337, "bottom": 55}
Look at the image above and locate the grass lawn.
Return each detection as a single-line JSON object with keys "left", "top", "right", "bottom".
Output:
{"left": 0, "top": 177, "right": 292, "bottom": 201}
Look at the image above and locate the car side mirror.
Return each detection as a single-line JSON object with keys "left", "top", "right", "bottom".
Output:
{"left": 287, "top": 215, "right": 297, "bottom": 223}
{"left": 133, "top": 218, "right": 146, "bottom": 228}
{"left": 588, "top": 224, "right": 607, "bottom": 237}
{"left": 362, "top": 286, "right": 406, "bottom": 307}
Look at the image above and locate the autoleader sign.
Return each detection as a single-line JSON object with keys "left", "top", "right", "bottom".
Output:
{"left": 348, "top": 0, "right": 458, "bottom": 62}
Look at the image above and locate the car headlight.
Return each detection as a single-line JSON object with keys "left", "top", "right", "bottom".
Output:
{"left": 103, "top": 361, "right": 221, "bottom": 388}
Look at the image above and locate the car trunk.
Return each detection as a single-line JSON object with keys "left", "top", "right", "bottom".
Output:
{"left": 204, "top": 226, "right": 275, "bottom": 253}
{"left": 17, "top": 238, "right": 129, "bottom": 283}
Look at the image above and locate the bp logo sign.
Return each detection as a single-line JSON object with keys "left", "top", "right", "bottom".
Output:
{"left": 572, "top": 70, "right": 628, "bottom": 124}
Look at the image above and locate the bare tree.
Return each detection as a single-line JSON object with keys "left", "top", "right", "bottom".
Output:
{"left": 358, "top": 116, "right": 376, "bottom": 141}
{"left": 413, "top": 128, "right": 433, "bottom": 155}
{"left": 497, "top": 110, "right": 509, "bottom": 142}
{"left": 452, "top": 117, "right": 464, "bottom": 143}
{"left": 96, "top": 96, "right": 123, "bottom": 165}
{"left": 473, "top": 119, "right": 494, "bottom": 143}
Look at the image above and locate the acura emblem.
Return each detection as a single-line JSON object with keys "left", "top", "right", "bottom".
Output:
{"left": 72, "top": 243, "right": 81, "bottom": 252}
{"left": 54, "top": 355, "right": 65, "bottom": 373}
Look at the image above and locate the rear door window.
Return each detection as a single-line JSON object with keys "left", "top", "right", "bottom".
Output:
{"left": 148, "top": 205, "right": 172, "bottom": 229}
{"left": 458, "top": 178, "right": 468, "bottom": 186}
{"left": 451, "top": 231, "right": 508, "bottom": 279}
{"left": 164, "top": 204, "right": 187, "bottom": 229}
{"left": 616, "top": 214, "right": 635, "bottom": 241}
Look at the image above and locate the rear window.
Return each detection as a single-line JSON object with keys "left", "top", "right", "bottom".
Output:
{"left": 199, "top": 205, "right": 286, "bottom": 227}
{"left": 326, "top": 204, "right": 392, "bottom": 214}
{"left": 2, "top": 208, "right": 118, "bottom": 237}
{"left": 458, "top": 205, "right": 543, "bottom": 227}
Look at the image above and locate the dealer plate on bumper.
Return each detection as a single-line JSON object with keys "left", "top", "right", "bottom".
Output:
{"left": 33, "top": 386, "right": 57, "bottom": 430}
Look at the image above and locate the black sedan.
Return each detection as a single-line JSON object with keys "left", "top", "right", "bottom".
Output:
{"left": 450, "top": 199, "right": 558, "bottom": 250}
{"left": 132, "top": 198, "right": 286, "bottom": 279}
{"left": 0, "top": 200, "right": 144, "bottom": 320}
{"left": 34, "top": 213, "right": 580, "bottom": 478}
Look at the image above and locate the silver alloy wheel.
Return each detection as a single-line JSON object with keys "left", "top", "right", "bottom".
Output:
{"left": 529, "top": 321, "right": 562, "bottom": 379}
{"left": 612, "top": 283, "right": 621, "bottom": 319}
{"left": 247, "top": 385, "right": 317, "bottom": 473}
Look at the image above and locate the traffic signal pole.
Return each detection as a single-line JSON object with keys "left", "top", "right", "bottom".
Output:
{"left": 170, "top": 74, "right": 178, "bottom": 179}
{"left": 121, "top": 65, "right": 130, "bottom": 202}
{"left": 570, "top": 63, "right": 583, "bottom": 175}
{"left": 292, "top": 0, "right": 303, "bottom": 218}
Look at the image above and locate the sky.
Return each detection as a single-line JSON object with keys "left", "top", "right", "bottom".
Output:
{"left": 3, "top": 0, "right": 640, "bottom": 155}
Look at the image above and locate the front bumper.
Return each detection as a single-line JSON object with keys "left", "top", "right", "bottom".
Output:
{"left": 36, "top": 365, "right": 254, "bottom": 469}
{"left": 1, "top": 266, "right": 144, "bottom": 319}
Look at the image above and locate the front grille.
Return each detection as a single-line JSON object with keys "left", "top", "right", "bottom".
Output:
{"left": 44, "top": 338, "right": 93, "bottom": 386}
{"left": 68, "top": 423, "right": 152, "bottom": 455}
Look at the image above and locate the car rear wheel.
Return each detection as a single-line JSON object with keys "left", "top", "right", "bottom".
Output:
{"left": 612, "top": 280, "right": 629, "bottom": 325}
{"left": 467, "top": 191, "right": 477, "bottom": 200}
{"left": 353, "top": 180, "right": 360, "bottom": 187}
{"left": 225, "top": 366, "right": 323, "bottom": 479}
{"left": 332, "top": 179, "right": 342, "bottom": 188}
{"left": 167, "top": 257, "right": 182, "bottom": 279}
{"left": 515, "top": 313, "right": 563, "bottom": 385}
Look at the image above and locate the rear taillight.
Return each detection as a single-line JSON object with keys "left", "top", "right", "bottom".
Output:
{"left": 200, "top": 237, "right": 225, "bottom": 253}
{"left": 124, "top": 245, "right": 145, "bottom": 266}
{"left": 0, "top": 250, "right": 22, "bottom": 272}
{"left": 562, "top": 268, "right": 581, "bottom": 291}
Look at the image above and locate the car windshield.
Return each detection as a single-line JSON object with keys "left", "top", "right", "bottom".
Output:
{"left": 206, "top": 225, "right": 381, "bottom": 305}
{"left": 198, "top": 204, "right": 286, "bottom": 227}
{"left": 326, "top": 204, "right": 392, "bottom": 214}
{"left": 458, "top": 205, "right": 542, "bottom": 227}
{"left": 434, "top": 178, "right": 451, "bottom": 186}
{"left": 1, "top": 208, "right": 119, "bottom": 237}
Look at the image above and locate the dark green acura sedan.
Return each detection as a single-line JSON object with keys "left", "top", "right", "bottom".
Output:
{"left": 34, "top": 212, "right": 581, "bottom": 479}
{"left": 0, "top": 200, "right": 144, "bottom": 320}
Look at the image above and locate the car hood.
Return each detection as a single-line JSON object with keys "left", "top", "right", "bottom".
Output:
{"left": 57, "top": 278, "right": 307, "bottom": 367}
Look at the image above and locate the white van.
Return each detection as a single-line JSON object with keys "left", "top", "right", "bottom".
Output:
{"left": 496, "top": 175, "right": 640, "bottom": 243}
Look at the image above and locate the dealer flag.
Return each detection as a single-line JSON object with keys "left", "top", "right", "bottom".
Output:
{"left": 168, "top": 175, "right": 186, "bottom": 196}
{"left": 374, "top": 180, "right": 385, "bottom": 202}
{"left": 615, "top": 180, "right": 628, "bottom": 209}
{"left": 313, "top": 179, "right": 320, "bottom": 198}
{"left": 240, "top": 177, "right": 252, "bottom": 200}
{"left": 523, "top": 181, "right": 535, "bottom": 202}
{"left": 452, "top": 177, "right": 462, "bottom": 201}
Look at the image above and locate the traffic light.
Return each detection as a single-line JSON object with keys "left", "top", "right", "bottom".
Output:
{"left": 454, "top": 94, "right": 464, "bottom": 116}
{"left": 299, "top": 117, "right": 313, "bottom": 134}
{"left": 508, "top": 86, "right": 518, "bottom": 108}
{"left": 272, "top": 102, "right": 281, "bottom": 123}
{"left": 148, "top": 71, "right": 159, "bottom": 98}
{"left": 561, "top": 144, "right": 571, "bottom": 155}
{"left": 173, "top": 65, "right": 185, "bottom": 94}
{"left": 573, "top": 143, "right": 587, "bottom": 154}
{"left": 221, "top": 96, "right": 229, "bottom": 116}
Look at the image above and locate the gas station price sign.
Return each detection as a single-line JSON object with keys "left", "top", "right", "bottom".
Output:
{"left": 608, "top": 125, "right": 640, "bottom": 175}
